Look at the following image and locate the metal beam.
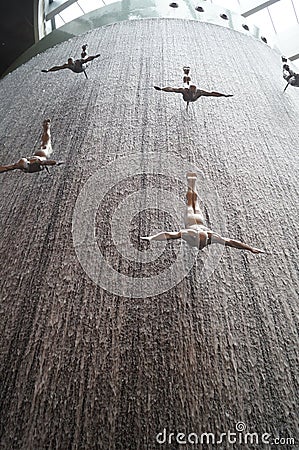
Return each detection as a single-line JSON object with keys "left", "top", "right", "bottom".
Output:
{"left": 46, "top": 0, "right": 78, "bottom": 21}
{"left": 289, "top": 53, "right": 299, "bottom": 61}
{"left": 240, "top": 0, "right": 280, "bottom": 17}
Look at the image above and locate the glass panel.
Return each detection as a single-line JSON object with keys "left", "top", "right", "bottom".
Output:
{"left": 291, "top": 0, "right": 299, "bottom": 22}
{"left": 51, "top": 0, "right": 119, "bottom": 30}
{"left": 54, "top": 14, "right": 66, "bottom": 28}
{"left": 268, "top": 0, "right": 298, "bottom": 33}
{"left": 104, "top": 0, "right": 119, "bottom": 4}
{"left": 293, "top": 60, "right": 299, "bottom": 70}
{"left": 77, "top": 0, "right": 106, "bottom": 13}
{"left": 246, "top": 7, "right": 276, "bottom": 39}
{"left": 211, "top": 0, "right": 241, "bottom": 13}
{"left": 59, "top": 2, "right": 84, "bottom": 23}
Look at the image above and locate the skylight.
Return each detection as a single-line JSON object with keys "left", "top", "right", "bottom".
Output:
{"left": 44, "top": 0, "right": 299, "bottom": 67}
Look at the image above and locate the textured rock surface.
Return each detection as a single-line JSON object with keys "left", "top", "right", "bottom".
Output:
{"left": 0, "top": 19, "right": 298, "bottom": 449}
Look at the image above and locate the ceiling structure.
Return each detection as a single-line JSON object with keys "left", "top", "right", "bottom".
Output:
{"left": 42, "top": 0, "right": 299, "bottom": 66}
{"left": 0, "top": 0, "right": 299, "bottom": 78}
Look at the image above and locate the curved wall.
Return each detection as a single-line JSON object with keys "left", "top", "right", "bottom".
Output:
{"left": 0, "top": 19, "right": 298, "bottom": 449}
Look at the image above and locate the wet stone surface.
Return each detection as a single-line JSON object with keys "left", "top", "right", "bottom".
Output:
{"left": 0, "top": 18, "right": 298, "bottom": 450}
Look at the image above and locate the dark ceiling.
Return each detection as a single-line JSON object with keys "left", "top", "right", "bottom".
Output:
{"left": 0, "top": 0, "right": 35, "bottom": 77}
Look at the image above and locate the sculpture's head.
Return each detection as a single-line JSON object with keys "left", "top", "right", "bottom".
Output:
{"left": 189, "top": 85, "right": 197, "bottom": 92}
{"left": 68, "top": 58, "right": 74, "bottom": 65}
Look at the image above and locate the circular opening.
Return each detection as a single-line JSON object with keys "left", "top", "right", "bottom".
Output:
{"left": 195, "top": 6, "right": 204, "bottom": 12}
{"left": 261, "top": 36, "right": 267, "bottom": 43}
{"left": 220, "top": 13, "right": 229, "bottom": 20}
{"left": 242, "top": 24, "right": 249, "bottom": 31}
{"left": 169, "top": 2, "right": 179, "bottom": 7}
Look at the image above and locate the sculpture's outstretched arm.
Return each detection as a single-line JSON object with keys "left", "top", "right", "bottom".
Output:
{"left": 141, "top": 231, "right": 182, "bottom": 241}
{"left": 196, "top": 89, "right": 233, "bottom": 99}
{"left": 154, "top": 86, "right": 184, "bottom": 94}
{"left": 210, "top": 233, "right": 265, "bottom": 254}
{"left": 40, "top": 159, "right": 65, "bottom": 167}
{"left": 42, "top": 63, "right": 69, "bottom": 73}
{"left": 0, "top": 163, "right": 18, "bottom": 173}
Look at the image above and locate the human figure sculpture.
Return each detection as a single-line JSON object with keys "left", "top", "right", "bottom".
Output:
{"left": 154, "top": 84, "right": 233, "bottom": 111}
{"left": 41, "top": 44, "right": 100, "bottom": 79}
{"left": 141, "top": 173, "right": 265, "bottom": 254}
{"left": 282, "top": 56, "right": 299, "bottom": 92}
{"left": 0, "top": 119, "right": 64, "bottom": 174}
